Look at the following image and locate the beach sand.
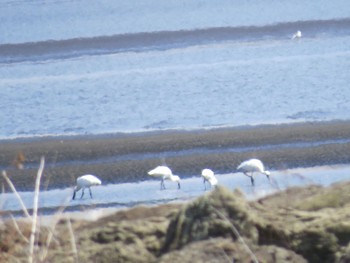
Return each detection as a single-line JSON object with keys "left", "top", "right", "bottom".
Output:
{"left": 1, "top": 120, "right": 350, "bottom": 192}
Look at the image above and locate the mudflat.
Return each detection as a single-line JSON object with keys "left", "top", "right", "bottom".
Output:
{"left": 1, "top": 120, "right": 350, "bottom": 191}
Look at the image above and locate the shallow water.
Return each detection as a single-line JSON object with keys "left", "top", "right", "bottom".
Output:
{"left": 2, "top": 164, "right": 350, "bottom": 217}
{"left": 1, "top": 34, "right": 350, "bottom": 138}
{"left": 1, "top": 1, "right": 350, "bottom": 138}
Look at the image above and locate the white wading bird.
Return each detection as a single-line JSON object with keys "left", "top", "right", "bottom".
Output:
{"left": 237, "top": 158, "right": 270, "bottom": 186}
{"left": 148, "top": 165, "right": 181, "bottom": 190}
{"left": 72, "top": 174, "right": 102, "bottom": 200}
{"left": 201, "top": 168, "right": 218, "bottom": 190}
{"left": 292, "top": 30, "right": 302, "bottom": 39}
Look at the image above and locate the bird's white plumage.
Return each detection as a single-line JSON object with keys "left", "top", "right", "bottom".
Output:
{"left": 148, "top": 165, "right": 172, "bottom": 177}
{"left": 73, "top": 174, "right": 101, "bottom": 200}
{"left": 148, "top": 165, "right": 181, "bottom": 189}
{"left": 77, "top": 174, "right": 102, "bottom": 187}
{"left": 201, "top": 168, "right": 218, "bottom": 187}
{"left": 237, "top": 159, "right": 266, "bottom": 173}
{"left": 292, "top": 30, "right": 302, "bottom": 39}
{"left": 237, "top": 159, "right": 270, "bottom": 185}
{"left": 169, "top": 175, "right": 181, "bottom": 183}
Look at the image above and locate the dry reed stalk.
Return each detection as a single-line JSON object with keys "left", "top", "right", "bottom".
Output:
{"left": 2, "top": 170, "right": 31, "bottom": 219}
{"left": 9, "top": 214, "right": 29, "bottom": 244}
{"left": 39, "top": 195, "right": 72, "bottom": 261}
{"left": 0, "top": 182, "right": 6, "bottom": 215}
{"left": 66, "top": 217, "right": 78, "bottom": 262}
{"left": 212, "top": 207, "right": 259, "bottom": 263}
{"left": 28, "top": 157, "right": 45, "bottom": 263}
{"left": 208, "top": 237, "right": 232, "bottom": 263}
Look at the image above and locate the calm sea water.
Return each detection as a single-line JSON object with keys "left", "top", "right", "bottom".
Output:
{"left": 1, "top": 0, "right": 350, "bottom": 138}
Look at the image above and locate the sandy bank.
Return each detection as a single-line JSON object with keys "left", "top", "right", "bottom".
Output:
{"left": 1, "top": 120, "right": 350, "bottom": 191}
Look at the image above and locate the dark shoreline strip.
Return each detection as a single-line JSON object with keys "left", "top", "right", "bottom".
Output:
{"left": 1, "top": 18, "right": 350, "bottom": 63}
{"left": 1, "top": 120, "right": 350, "bottom": 192}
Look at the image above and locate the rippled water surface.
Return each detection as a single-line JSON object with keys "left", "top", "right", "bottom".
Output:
{"left": 1, "top": 0, "right": 350, "bottom": 138}
{"left": 1, "top": 35, "right": 350, "bottom": 138}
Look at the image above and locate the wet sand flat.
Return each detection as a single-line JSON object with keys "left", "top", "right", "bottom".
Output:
{"left": 1, "top": 120, "right": 350, "bottom": 192}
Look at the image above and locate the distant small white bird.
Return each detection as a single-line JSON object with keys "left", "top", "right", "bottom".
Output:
{"left": 148, "top": 165, "right": 181, "bottom": 190}
{"left": 237, "top": 158, "right": 270, "bottom": 186}
{"left": 292, "top": 30, "right": 302, "bottom": 39}
{"left": 201, "top": 168, "right": 218, "bottom": 190}
{"left": 72, "top": 174, "right": 102, "bottom": 200}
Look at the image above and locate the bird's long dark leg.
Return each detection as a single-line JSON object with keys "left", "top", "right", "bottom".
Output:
{"left": 250, "top": 176, "right": 255, "bottom": 186}
{"left": 244, "top": 172, "right": 255, "bottom": 186}
{"left": 250, "top": 172, "right": 255, "bottom": 186}
{"left": 89, "top": 187, "right": 93, "bottom": 199}
{"left": 80, "top": 188, "right": 85, "bottom": 199}
{"left": 160, "top": 179, "right": 165, "bottom": 190}
{"left": 177, "top": 182, "right": 181, "bottom": 189}
{"left": 203, "top": 178, "right": 207, "bottom": 190}
{"left": 72, "top": 190, "right": 76, "bottom": 200}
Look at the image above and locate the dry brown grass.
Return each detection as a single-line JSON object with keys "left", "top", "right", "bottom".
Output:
{"left": 1, "top": 157, "right": 77, "bottom": 263}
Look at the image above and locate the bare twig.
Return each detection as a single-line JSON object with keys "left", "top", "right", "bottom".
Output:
{"left": 28, "top": 157, "right": 45, "bottom": 263}
{"left": 2, "top": 170, "right": 31, "bottom": 219}
{"left": 212, "top": 207, "right": 259, "bottom": 263}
